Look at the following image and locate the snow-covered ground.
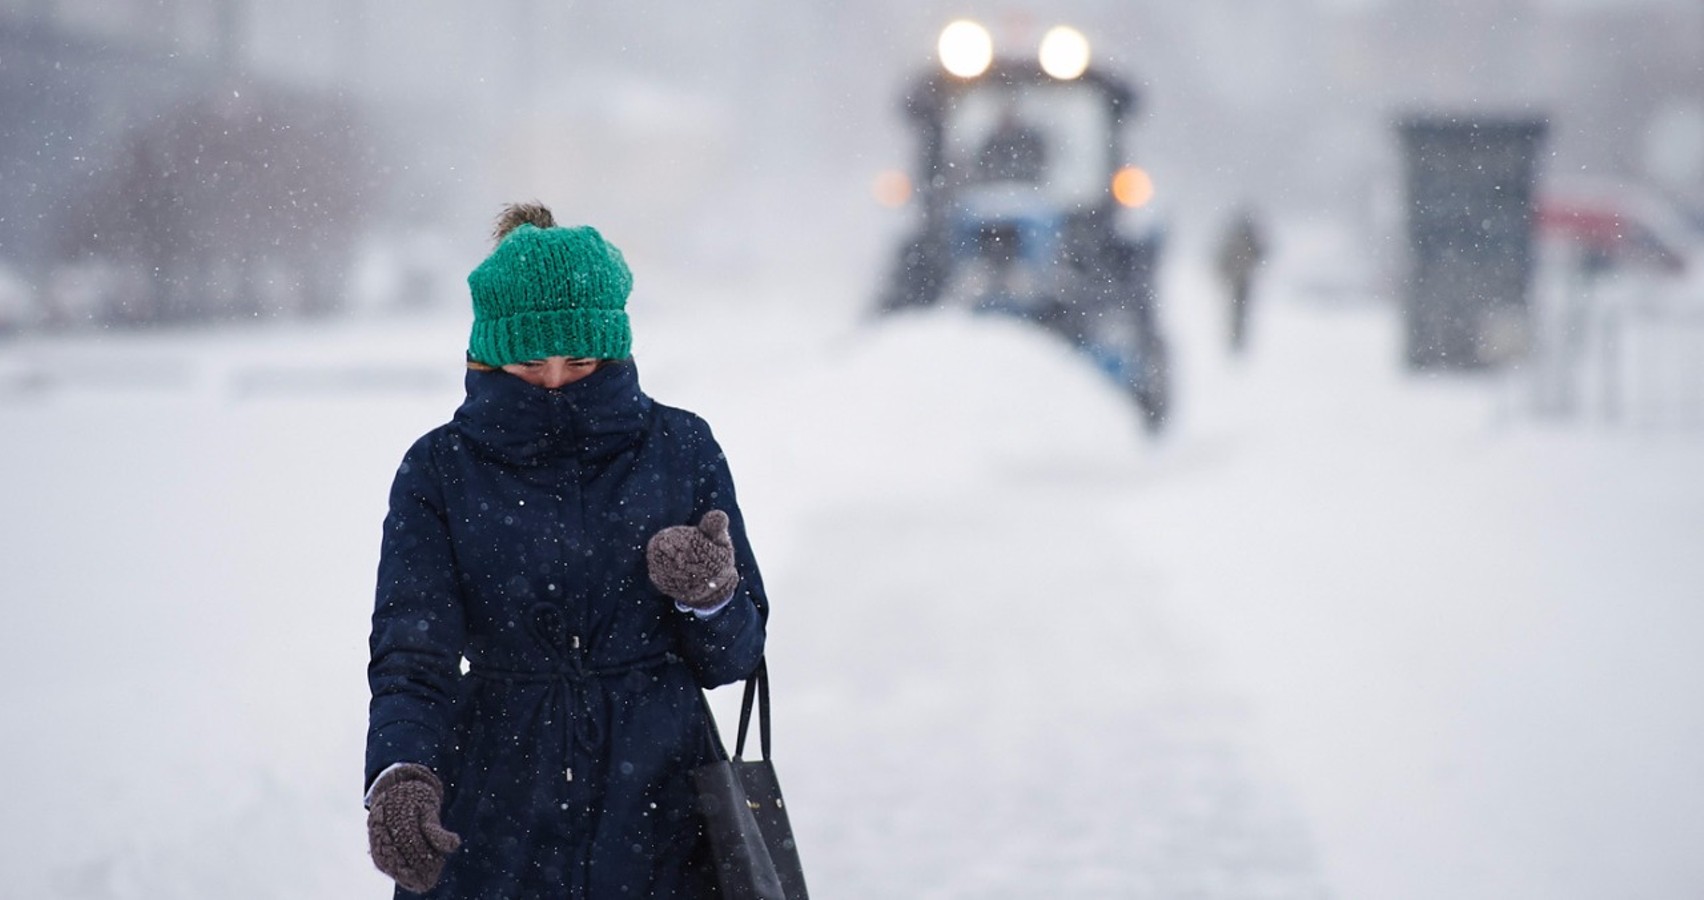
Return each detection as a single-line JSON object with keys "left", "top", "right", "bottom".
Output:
{"left": 3, "top": 232, "right": 1702, "bottom": 899}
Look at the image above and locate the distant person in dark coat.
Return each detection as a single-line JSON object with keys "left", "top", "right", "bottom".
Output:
{"left": 364, "top": 202, "right": 768, "bottom": 898}
{"left": 1215, "top": 208, "right": 1267, "bottom": 354}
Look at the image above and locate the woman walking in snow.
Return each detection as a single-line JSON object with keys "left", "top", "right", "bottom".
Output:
{"left": 364, "top": 203, "right": 768, "bottom": 898}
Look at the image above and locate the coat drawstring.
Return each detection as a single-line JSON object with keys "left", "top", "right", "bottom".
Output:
{"left": 467, "top": 652, "right": 677, "bottom": 762}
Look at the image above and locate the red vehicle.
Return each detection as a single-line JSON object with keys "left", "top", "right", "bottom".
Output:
{"left": 1537, "top": 177, "right": 1700, "bottom": 281}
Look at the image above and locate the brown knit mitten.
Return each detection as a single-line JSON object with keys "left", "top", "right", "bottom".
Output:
{"left": 367, "top": 763, "right": 462, "bottom": 894}
{"left": 646, "top": 509, "right": 740, "bottom": 609}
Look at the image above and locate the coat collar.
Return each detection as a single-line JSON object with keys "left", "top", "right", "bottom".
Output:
{"left": 453, "top": 360, "right": 653, "bottom": 464}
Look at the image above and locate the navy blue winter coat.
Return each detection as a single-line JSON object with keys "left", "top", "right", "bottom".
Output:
{"left": 366, "top": 360, "right": 767, "bottom": 899}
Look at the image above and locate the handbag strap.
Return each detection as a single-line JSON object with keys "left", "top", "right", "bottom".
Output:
{"left": 699, "top": 681, "right": 732, "bottom": 763}
{"left": 733, "top": 658, "right": 771, "bottom": 762}
{"left": 699, "top": 658, "right": 773, "bottom": 762}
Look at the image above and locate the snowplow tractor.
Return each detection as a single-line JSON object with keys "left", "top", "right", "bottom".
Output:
{"left": 878, "top": 21, "right": 1170, "bottom": 433}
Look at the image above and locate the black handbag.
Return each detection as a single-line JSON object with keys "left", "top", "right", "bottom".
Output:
{"left": 694, "top": 660, "right": 810, "bottom": 900}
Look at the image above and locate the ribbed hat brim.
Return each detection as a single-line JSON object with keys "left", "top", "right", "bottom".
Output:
{"left": 469, "top": 309, "right": 632, "bottom": 366}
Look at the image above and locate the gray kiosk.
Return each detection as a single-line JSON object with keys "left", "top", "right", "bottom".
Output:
{"left": 1397, "top": 115, "right": 1549, "bottom": 369}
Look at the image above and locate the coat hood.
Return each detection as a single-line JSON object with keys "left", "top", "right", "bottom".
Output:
{"left": 451, "top": 360, "right": 653, "bottom": 465}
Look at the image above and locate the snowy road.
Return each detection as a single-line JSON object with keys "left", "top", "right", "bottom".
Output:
{"left": 2, "top": 238, "right": 1702, "bottom": 899}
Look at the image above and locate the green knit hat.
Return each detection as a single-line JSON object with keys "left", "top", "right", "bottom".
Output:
{"left": 467, "top": 224, "right": 633, "bottom": 365}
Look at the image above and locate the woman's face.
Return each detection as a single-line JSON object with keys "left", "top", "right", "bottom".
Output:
{"left": 502, "top": 356, "right": 602, "bottom": 389}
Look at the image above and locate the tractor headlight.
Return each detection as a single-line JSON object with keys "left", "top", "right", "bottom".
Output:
{"left": 1112, "top": 166, "right": 1155, "bottom": 208}
{"left": 1038, "top": 26, "right": 1091, "bottom": 80}
{"left": 938, "top": 20, "right": 993, "bottom": 78}
{"left": 873, "top": 169, "right": 912, "bottom": 208}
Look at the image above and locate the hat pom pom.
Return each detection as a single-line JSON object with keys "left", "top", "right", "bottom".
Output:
{"left": 493, "top": 202, "right": 556, "bottom": 242}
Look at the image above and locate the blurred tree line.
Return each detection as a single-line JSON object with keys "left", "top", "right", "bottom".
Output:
{"left": 0, "top": 1, "right": 382, "bottom": 327}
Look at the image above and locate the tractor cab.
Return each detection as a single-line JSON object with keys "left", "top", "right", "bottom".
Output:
{"left": 878, "top": 21, "right": 1170, "bottom": 431}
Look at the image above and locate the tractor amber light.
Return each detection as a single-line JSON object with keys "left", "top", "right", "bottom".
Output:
{"left": 873, "top": 170, "right": 912, "bottom": 208}
{"left": 1038, "top": 26, "right": 1091, "bottom": 80}
{"left": 939, "top": 20, "right": 994, "bottom": 78}
{"left": 1112, "top": 166, "right": 1154, "bottom": 207}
